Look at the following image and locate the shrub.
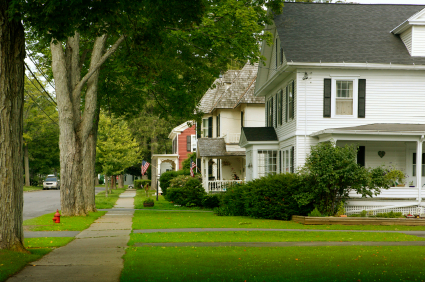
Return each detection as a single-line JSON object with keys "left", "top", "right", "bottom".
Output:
{"left": 375, "top": 211, "right": 403, "bottom": 218}
{"left": 134, "top": 179, "right": 151, "bottom": 189}
{"left": 360, "top": 210, "right": 367, "bottom": 217}
{"left": 308, "top": 207, "right": 322, "bottom": 217}
{"left": 300, "top": 141, "right": 392, "bottom": 215}
{"left": 213, "top": 206, "right": 232, "bottom": 216}
{"left": 143, "top": 198, "right": 154, "bottom": 204}
{"left": 201, "top": 194, "right": 220, "bottom": 209}
{"left": 218, "top": 182, "right": 249, "bottom": 216}
{"left": 159, "top": 169, "right": 190, "bottom": 195}
{"left": 166, "top": 175, "right": 205, "bottom": 207}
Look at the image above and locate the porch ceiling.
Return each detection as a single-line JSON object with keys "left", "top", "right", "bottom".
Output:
{"left": 311, "top": 123, "right": 425, "bottom": 138}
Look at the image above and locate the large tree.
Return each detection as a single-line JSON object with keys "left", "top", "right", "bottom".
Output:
{"left": 0, "top": 0, "right": 26, "bottom": 251}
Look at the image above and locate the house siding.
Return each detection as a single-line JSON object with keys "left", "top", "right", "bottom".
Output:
{"left": 295, "top": 68, "right": 425, "bottom": 135}
{"left": 412, "top": 26, "right": 425, "bottom": 56}
{"left": 177, "top": 125, "right": 196, "bottom": 169}
{"left": 401, "top": 27, "right": 413, "bottom": 55}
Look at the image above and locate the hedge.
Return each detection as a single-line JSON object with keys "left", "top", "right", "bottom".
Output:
{"left": 159, "top": 169, "right": 190, "bottom": 195}
{"left": 165, "top": 175, "right": 205, "bottom": 207}
{"left": 134, "top": 179, "right": 152, "bottom": 190}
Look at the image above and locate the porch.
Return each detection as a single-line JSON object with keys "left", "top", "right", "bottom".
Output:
{"left": 311, "top": 123, "right": 425, "bottom": 215}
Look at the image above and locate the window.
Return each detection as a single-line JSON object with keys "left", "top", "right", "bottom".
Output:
{"left": 186, "top": 135, "right": 191, "bottom": 152}
{"left": 274, "top": 93, "right": 278, "bottom": 127}
{"left": 413, "top": 153, "right": 425, "bottom": 177}
{"left": 172, "top": 137, "right": 177, "bottom": 154}
{"left": 324, "top": 78, "right": 365, "bottom": 118}
{"left": 191, "top": 135, "right": 197, "bottom": 152}
{"left": 285, "top": 81, "right": 294, "bottom": 122}
{"left": 267, "top": 98, "right": 273, "bottom": 127}
{"left": 336, "top": 81, "right": 353, "bottom": 115}
{"left": 202, "top": 118, "right": 209, "bottom": 137}
{"left": 278, "top": 89, "right": 283, "bottom": 125}
{"left": 282, "top": 147, "right": 294, "bottom": 173}
{"left": 258, "top": 150, "right": 277, "bottom": 177}
{"left": 216, "top": 114, "right": 220, "bottom": 137}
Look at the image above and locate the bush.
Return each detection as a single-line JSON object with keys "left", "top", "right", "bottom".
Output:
{"left": 159, "top": 169, "right": 190, "bottom": 195}
{"left": 165, "top": 175, "right": 205, "bottom": 207}
{"left": 202, "top": 194, "right": 220, "bottom": 209}
{"left": 244, "top": 173, "right": 313, "bottom": 220}
{"left": 219, "top": 182, "right": 249, "bottom": 216}
{"left": 360, "top": 210, "right": 367, "bottom": 217}
{"left": 308, "top": 207, "right": 322, "bottom": 217}
{"left": 134, "top": 179, "right": 152, "bottom": 189}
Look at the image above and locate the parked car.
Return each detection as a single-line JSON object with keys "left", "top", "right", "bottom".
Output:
{"left": 43, "top": 177, "right": 60, "bottom": 190}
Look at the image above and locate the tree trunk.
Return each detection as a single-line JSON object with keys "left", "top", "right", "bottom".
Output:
{"left": 111, "top": 176, "right": 116, "bottom": 189}
{"left": 83, "top": 110, "right": 100, "bottom": 212}
{"left": 118, "top": 175, "right": 124, "bottom": 188}
{"left": 0, "top": 1, "right": 27, "bottom": 251}
{"left": 105, "top": 175, "right": 109, "bottom": 198}
{"left": 24, "top": 145, "right": 30, "bottom": 187}
{"left": 50, "top": 34, "right": 122, "bottom": 216}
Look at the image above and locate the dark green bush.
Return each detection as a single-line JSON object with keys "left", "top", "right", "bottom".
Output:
{"left": 201, "top": 194, "right": 220, "bottom": 209}
{"left": 308, "top": 207, "right": 322, "bottom": 217}
{"left": 166, "top": 175, "right": 205, "bottom": 207}
{"left": 134, "top": 179, "right": 152, "bottom": 189}
{"left": 243, "top": 173, "right": 313, "bottom": 220}
{"left": 219, "top": 182, "right": 249, "bottom": 216}
{"left": 159, "top": 169, "right": 190, "bottom": 195}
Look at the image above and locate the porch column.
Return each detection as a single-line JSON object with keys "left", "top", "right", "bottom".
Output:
{"left": 416, "top": 137, "right": 424, "bottom": 205}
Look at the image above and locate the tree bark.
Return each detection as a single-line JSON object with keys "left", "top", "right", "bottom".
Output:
{"left": 51, "top": 33, "right": 121, "bottom": 216}
{"left": 0, "top": 0, "right": 27, "bottom": 251}
{"left": 24, "top": 145, "right": 30, "bottom": 187}
{"left": 118, "top": 175, "right": 124, "bottom": 188}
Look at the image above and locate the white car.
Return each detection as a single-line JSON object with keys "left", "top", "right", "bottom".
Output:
{"left": 43, "top": 177, "right": 60, "bottom": 190}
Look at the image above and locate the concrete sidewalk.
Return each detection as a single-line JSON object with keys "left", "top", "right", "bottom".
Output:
{"left": 8, "top": 189, "right": 136, "bottom": 282}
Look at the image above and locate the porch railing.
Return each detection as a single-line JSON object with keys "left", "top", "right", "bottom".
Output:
{"left": 208, "top": 180, "right": 244, "bottom": 193}
{"left": 223, "top": 133, "right": 240, "bottom": 144}
{"left": 348, "top": 187, "right": 425, "bottom": 200}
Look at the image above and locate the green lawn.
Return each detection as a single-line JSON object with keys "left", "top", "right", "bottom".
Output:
{"left": 133, "top": 190, "right": 211, "bottom": 211}
{"left": 121, "top": 246, "right": 425, "bottom": 282}
{"left": 0, "top": 237, "right": 74, "bottom": 282}
{"left": 132, "top": 210, "right": 425, "bottom": 231}
{"left": 95, "top": 188, "right": 126, "bottom": 209}
{"left": 23, "top": 186, "right": 43, "bottom": 192}
{"left": 129, "top": 231, "right": 425, "bottom": 245}
{"left": 23, "top": 211, "right": 106, "bottom": 231}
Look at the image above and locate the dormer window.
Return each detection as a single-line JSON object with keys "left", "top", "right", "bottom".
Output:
{"left": 392, "top": 7, "right": 425, "bottom": 57}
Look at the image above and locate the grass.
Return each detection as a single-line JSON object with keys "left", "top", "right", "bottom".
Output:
{"left": 23, "top": 186, "right": 43, "bottom": 192}
{"left": 121, "top": 246, "right": 425, "bottom": 282}
{"left": 128, "top": 231, "right": 425, "bottom": 245}
{"left": 23, "top": 211, "right": 106, "bottom": 231}
{"left": 0, "top": 237, "right": 74, "bottom": 282}
{"left": 132, "top": 210, "right": 425, "bottom": 231}
{"left": 133, "top": 190, "right": 211, "bottom": 211}
{"left": 95, "top": 188, "right": 126, "bottom": 209}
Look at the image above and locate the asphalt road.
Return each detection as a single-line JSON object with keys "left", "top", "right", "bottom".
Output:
{"left": 23, "top": 187, "right": 105, "bottom": 220}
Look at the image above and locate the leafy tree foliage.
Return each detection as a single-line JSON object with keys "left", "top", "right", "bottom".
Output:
{"left": 297, "top": 141, "right": 392, "bottom": 215}
{"left": 23, "top": 75, "right": 59, "bottom": 179}
{"left": 96, "top": 113, "right": 140, "bottom": 177}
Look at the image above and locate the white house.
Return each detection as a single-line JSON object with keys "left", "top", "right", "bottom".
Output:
{"left": 240, "top": 2, "right": 425, "bottom": 214}
{"left": 197, "top": 62, "right": 265, "bottom": 192}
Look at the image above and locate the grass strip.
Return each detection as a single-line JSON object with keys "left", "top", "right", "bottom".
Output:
{"left": 133, "top": 190, "right": 211, "bottom": 211}
{"left": 132, "top": 210, "right": 425, "bottom": 231}
{"left": 121, "top": 246, "right": 425, "bottom": 282}
{"left": 24, "top": 237, "right": 74, "bottom": 248}
{"left": 95, "top": 188, "right": 127, "bottom": 209}
{"left": 24, "top": 211, "right": 106, "bottom": 231}
{"left": 128, "top": 231, "right": 425, "bottom": 245}
{"left": 0, "top": 237, "right": 74, "bottom": 282}
{"left": 23, "top": 186, "right": 43, "bottom": 192}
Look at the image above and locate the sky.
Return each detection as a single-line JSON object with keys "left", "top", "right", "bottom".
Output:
{"left": 352, "top": 0, "right": 425, "bottom": 4}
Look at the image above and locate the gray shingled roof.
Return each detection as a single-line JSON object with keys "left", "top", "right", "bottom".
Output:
{"left": 276, "top": 3, "right": 425, "bottom": 65}
{"left": 197, "top": 71, "right": 240, "bottom": 114}
{"left": 241, "top": 127, "right": 278, "bottom": 142}
{"left": 214, "top": 63, "right": 263, "bottom": 109}
{"left": 197, "top": 138, "right": 245, "bottom": 157}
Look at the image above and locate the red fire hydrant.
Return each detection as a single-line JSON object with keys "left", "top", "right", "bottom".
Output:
{"left": 52, "top": 209, "right": 61, "bottom": 223}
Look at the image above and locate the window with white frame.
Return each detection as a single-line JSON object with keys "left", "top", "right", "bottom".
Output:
{"left": 202, "top": 118, "right": 209, "bottom": 137}
{"left": 191, "top": 135, "right": 197, "bottom": 152}
{"left": 412, "top": 153, "right": 425, "bottom": 177}
{"left": 331, "top": 78, "right": 358, "bottom": 118}
{"left": 258, "top": 150, "right": 277, "bottom": 177}
{"left": 282, "top": 148, "right": 294, "bottom": 173}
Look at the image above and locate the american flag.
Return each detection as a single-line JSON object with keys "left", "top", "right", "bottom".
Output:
{"left": 190, "top": 158, "right": 196, "bottom": 177}
{"left": 141, "top": 160, "right": 150, "bottom": 176}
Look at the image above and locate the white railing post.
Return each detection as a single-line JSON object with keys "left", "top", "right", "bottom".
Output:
{"left": 417, "top": 137, "right": 423, "bottom": 205}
